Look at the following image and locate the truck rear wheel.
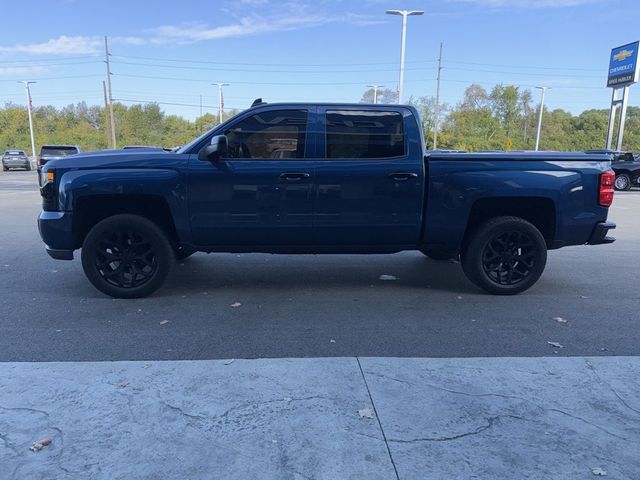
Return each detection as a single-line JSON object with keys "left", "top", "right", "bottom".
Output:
{"left": 461, "top": 216, "right": 547, "bottom": 295}
{"left": 81, "top": 214, "right": 174, "bottom": 298}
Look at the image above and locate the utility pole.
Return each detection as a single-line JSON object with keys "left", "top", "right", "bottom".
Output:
{"left": 433, "top": 42, "right": 443, "bottom": 150}
{"left": 199, "top": 94, "right": 203, "bottom": 118}
{"left": 19, "top": 81, "right": 37, "bottom": 158}
{"left": 212, "top": 83, "right": 229, "bottom": 124}
{"left": 386, "top": 9, "right": 424, "bottom": 104}
{"left": 104, "top": 36, "right": 116, "bottom": 149}
{"left": 534, "top": 86, "right": 549, "bottom": 151}
{"left": 102, "top": 81, "right": 111, "bottom": 148}
{"left": 367, "top": 84, "right": 383, "bottom": 104}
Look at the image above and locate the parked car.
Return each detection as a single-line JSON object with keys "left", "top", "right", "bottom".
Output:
{"left": 38, "top": 101, "right": 616, "bottom": 298}
{"left": 37, "top": 145, "right": 80, "bottom": 182}
{"left": 2, "top": 150, "right": 31, "bottom": 171}
{"left": 585, "top": 149, "right": 640, "bottom": 190}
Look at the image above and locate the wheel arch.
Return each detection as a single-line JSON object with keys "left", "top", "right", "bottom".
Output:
{"left": 463, "top": 196, "right": 556, "bottom": 249}
{"left": 73, "top": 194, "right": 180, "bottom": 250}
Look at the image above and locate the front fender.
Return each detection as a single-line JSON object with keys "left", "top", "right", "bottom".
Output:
{"left": 57, "top": 168, "right": 190, "bottom": 243}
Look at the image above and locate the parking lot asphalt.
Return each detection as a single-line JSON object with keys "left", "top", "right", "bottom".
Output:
{"left": 1, "top": 170, "right": 639, "bottom": 362}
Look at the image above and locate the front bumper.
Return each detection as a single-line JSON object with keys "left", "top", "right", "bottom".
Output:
{"left": 38, "top": 211, "right": 75, "bottom": 260}
{"left": 587, "top": 221, "right": 616, "bottom": 245}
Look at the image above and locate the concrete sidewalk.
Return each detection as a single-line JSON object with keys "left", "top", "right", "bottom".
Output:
{"left": 1, "top": 357, "right": 639, "bottom": 479}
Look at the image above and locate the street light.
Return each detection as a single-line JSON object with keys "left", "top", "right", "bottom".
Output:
{"left": 534, "top": 86, "right": 550, "bottom": 151}
{"left": 212, "top": 82, "right": 230, "bottom": 124}
{"left": 19, "top": 81, "right": 37, "bottom": 159}
{"left": 386, "top": 9, "right": 423, "bottom": 104}
{"left": 367, "top": 84, "right": 384, "bottom": 104}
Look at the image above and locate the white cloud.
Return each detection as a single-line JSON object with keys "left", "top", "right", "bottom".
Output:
{"left": 449, "top": 0, "right": 604, "bottom": 7}
{"left": 0, "top": 35, "right": 102, "bottom": 55}
{"left": 449, "top": 0, "right": 605, "bottom": 8}
{"left": 0, "top": 65, "right": 48, "bottom": 75}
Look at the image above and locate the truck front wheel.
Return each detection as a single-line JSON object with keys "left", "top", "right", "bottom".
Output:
{"left": 81, "top": 214, "right": 174, "bottom": 298}
{"left": 461, "top": 216, "right": 547, "bottom": 295}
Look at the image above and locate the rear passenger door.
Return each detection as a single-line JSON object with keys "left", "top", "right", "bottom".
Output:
{"left": 313, "top": 107, "right": 425, "bottom": 246}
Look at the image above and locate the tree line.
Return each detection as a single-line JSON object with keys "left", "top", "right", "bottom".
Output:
{"left": 1, "top": 83, "right": 639, "bottom": 153}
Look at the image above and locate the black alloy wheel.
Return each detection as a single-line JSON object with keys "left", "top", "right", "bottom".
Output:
{"left": 461, "top": 216, "right": 547, "bottom": 295}
{"left": 481, "top": 230, "right": 536, "bottom": 286}
{"left": 81, "top": 214, "right": 174, "bottom": 298}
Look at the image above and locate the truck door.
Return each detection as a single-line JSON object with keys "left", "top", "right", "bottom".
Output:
{"left": 188, "top": 107, "right": 315, "bottom": 247}
{"left": 313, "top": 107, "right": 424, "bottom": 246}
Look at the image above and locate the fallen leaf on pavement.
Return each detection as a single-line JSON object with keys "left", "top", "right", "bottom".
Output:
{"left": 358, "top": 408, "right": 375, "bottom": 419}
{"left": 456, "top": 295, "right": 463, "bottom": 300}
{"left": 330, "top": 339, "right": 336, "bottom": 343}
{"left": 159, "top": 320, "right": 169, "bottom": 325}
{"left": 378, "top": 275, "right": 397, "bottom": 281}
{"left": 231, "top": 302, "right": 242, "bottom": 308}
{"left": 553, "top": 317, "right": 568, "bottom": 323}
{"left": 143, "top": 364, "right": 151, "bottom": 369}
{"left": 223, "top": 359, "right": 235, "bottom": 365}
{"left": 30, "top": 437, "right": 52, "bottom": 452}
{"left": 547, "top": 341, "right": 564, "bottom": 349}
{"left": 591, "top": 467, "right": 607, "bottom": 476}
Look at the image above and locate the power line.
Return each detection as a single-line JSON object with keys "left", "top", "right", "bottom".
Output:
{"left": 110, "top": 59, "right": 435, "bottom": 74}
{"left": 445, "top": 66, "right": 601, "bottom": 79}
{"left": 111, "top": 53, "right": 438, "bottom": 67}
{"left": 446, "top": 59, "right": 601, "bottom": 72}
{"left": 0, "top": 74, "right": 103, "bottom": 82}
{"left": 0, "top": 55, "right": 99, "bottom": 64}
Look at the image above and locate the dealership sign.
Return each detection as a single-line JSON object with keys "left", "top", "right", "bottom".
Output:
{"left": 608, "top": 41, "right": 639, "bottom": 87}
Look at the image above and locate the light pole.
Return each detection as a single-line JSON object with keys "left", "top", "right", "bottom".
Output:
{"left": 534, "top": 86, "right": 549, "bottom": 151}
{"left": 212, "top": 82, "right": 229, "bottom": 124}
{"left": 367, "top": 84, "right": 384, "bottom": 104}
{"left": 386, "top": 9, "right": 423, "bottom": 104}
{"left": 19, "top": 81, "right": 37, "bottom": 158}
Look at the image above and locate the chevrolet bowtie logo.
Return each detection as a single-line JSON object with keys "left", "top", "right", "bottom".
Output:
{"left": 613, "top": 49, "right": 634, "bottom": 62}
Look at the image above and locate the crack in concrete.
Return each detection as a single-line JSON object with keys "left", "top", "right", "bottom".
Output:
{"left": 0, "top": 431, "right": 21, "bottom": 456}
{"left": 585, "top": 359, "right": 640, "bottom": 416}
{"left": 363, "top": 371, "right": 636, "bottom": 443}
{"left": 388, "top": 415, "right": 524, "bottom": 443}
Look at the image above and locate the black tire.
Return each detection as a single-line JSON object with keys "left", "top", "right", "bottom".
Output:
{"left": 419, "top": 247, "right": 454, "bottom": 261}
{"left": 461, "top": 216, "right": 547, "bottom": 295}
{"left": 25, "top": 162, "right": 31, "bottom": 171}
{"left": 81, "top": 214, "right": 174, "bottom": 298}
{"left": 614, "top": 173, "right": 631, "bottom": 191}
{"left": 2, "top": 165, "right": 8, "bottom": 172}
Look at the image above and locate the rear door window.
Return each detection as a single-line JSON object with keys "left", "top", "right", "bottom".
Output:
{"left": 325, "top": 110, "right": 405, "bottom": 159}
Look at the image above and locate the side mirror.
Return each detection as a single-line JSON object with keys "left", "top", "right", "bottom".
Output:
{"left": 198, "top": 135, "right": 228, "bottom": 161}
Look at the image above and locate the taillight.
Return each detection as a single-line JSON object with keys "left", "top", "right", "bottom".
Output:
{"left": 599, "top": 171, "right": 615, "bottom": 207}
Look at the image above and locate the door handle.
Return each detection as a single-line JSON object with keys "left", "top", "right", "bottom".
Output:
{"left": 280, "top": 172, "right": 311, "bottom": 181}
{"left": 388, "top": 172, "right": 418, "bottom": 181}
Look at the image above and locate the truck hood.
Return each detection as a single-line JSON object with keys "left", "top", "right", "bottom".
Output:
{"left": 44, "top": 149, "right": 186, "bottom": 171}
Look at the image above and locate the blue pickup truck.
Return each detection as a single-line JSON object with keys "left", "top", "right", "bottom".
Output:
{"left": 38, "top": 102, "right": 616, "bottom": 298}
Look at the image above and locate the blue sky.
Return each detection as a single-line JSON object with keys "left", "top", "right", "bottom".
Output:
{"left": 0, "top": 0, "right": 638, "bottom": 120}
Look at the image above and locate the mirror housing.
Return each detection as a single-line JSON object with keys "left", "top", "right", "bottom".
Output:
{"left": 198, "top": 135, "right": 228, "bottom": 161}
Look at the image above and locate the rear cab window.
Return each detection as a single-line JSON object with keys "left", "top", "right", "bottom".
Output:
{"left": 40, "top": 146, "right": 79, "bottom": 157}
{"left": 324, "top": 110, "right": 405, "bottom": 159}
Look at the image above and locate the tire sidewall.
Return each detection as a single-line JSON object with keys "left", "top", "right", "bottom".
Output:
{"left": 462, "top": 217, "right": 547, "bottom": 295}
{"left": 81, "top": 214, "right": 174, "bottom": 298}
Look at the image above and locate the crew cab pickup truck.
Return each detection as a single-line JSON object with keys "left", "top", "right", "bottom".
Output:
{"left": 38, "top": 102, "right": 617, "bottom": 298}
